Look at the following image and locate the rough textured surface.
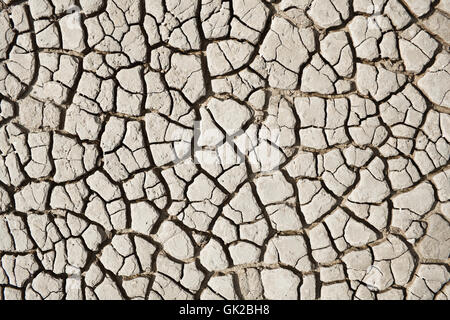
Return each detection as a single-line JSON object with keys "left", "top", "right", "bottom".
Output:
{"left": 0, "top": 0, "right": 449, "bottom": 301}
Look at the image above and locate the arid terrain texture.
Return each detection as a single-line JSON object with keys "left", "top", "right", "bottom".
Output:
{"left": 0, "top": 0, "right": 449, "bottom": 300}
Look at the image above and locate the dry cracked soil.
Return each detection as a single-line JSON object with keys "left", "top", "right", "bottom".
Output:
{"left": 0, "top": 0, "right": 449, "bottom": 300}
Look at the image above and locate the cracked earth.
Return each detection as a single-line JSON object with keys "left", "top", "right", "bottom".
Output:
{"left": 0, "top": 0, "right": 449, "bottom": 301}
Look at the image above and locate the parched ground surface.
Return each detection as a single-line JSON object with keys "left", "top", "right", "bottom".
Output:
{"left": 0, "top": 0, "right": 449, "bottom": 300}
